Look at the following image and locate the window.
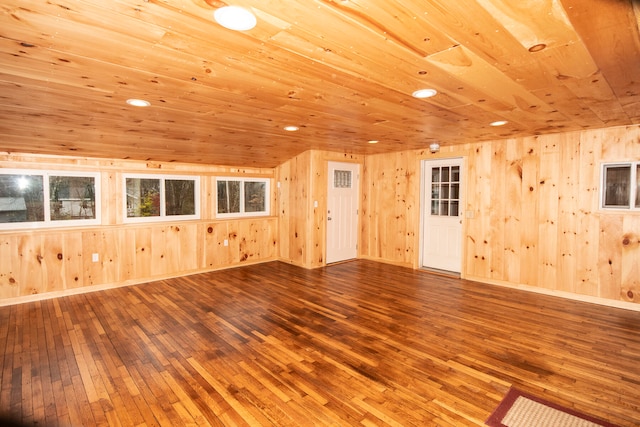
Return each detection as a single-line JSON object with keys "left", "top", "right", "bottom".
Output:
{"left": 334, "top": 170, "right": 352, "bottom": 188}
{"left": 124, "top": 174, "right": 199, "bottom": 222}
{"left": 601, "top": 162, "right": 640, "bottom": 210}
{"left": 216, "top": 177, "right": 270, "bottom": 218}
{"left": 0, "top": 170, "right": 100, "bottom": 229}
{"left": 430, "top": 165, "right": 460, "bottom": 217}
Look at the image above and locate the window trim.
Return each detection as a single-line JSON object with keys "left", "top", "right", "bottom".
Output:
{"left": 123, "top": 173, "right": 200, "bottom": 223}
{"left": 600, "top": 161, "right": 640, "bottom": 211}
{"left": 215, "top": 177, "right": 271, "bottom": 218}
{"left": 0, "top": 169, "right": 101, "bottom": 230}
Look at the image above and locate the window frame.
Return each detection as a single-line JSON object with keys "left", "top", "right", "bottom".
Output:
{"left": 0, "top": 169, "right": 101, "bottom": 230}
{"left": 215, "top": 177, "right": 271, "bottom": 218}
{"left": 123, "top": 173, "right": 200, "bottom": 223}
{"left": 600, "top": 161, "right": 640, "bottom": 211}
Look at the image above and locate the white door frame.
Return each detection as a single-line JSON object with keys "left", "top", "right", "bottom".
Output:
{"left": 419, "top": 157, "right": 465, "bottom": 274}
{"left": 326, "top": 161, "right": 360, "bottom": 264}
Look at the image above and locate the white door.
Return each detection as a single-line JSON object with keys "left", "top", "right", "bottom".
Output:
{"left": 326, "top": 162, "right": 359, "bottom": 264}
{"left": 421, "top": 158, "right": 463, "bottom": 273}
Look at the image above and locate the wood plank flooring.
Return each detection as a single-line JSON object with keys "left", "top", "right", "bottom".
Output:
{"left": 0, "top": 260, "right": 639, "bottom": 426}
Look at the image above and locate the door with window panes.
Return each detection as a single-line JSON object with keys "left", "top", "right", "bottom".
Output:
{"left": 421, "top": 158, "right": 463, "bottom": 272}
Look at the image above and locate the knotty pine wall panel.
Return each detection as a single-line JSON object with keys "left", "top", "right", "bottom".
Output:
{"left": 0, "top": 154, "right": 277, "bottom": 305}
{"left": 276, "top": 151, "right": 311, "bottom": 268}
{"left": 361, "top": 125, "right": 640, "bottom": 306}
{"left": 361, "top": 150, "right": 421, "bottom": 268}
{"left": 276, "top": 150, "right": 362, "bottom": 268}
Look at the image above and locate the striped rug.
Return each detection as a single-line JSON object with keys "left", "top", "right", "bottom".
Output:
{"left": 486, "top": 387, "right": 620, "bottom": 427}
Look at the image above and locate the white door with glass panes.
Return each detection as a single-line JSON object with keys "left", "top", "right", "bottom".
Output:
{"left": 421, "top": 158, "right": 463, "bottom": 272}
{"left": 326, "top": 162, "right": 359, "bottom": 264}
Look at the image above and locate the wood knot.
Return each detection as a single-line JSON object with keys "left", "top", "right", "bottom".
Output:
{"left": 207, "top": 227, "right": 213, "bottom": 233}
{"left": 627, "top": 290, "right": 634, "bottom": 299}
{"left": 57, "top": 253, "right": 63, "bottom": 260}
{"left": 9, "top": 277, "right": 16, "bottom": 284}
{"left": 622, "top": 237, "right": 630, "bottom": 246}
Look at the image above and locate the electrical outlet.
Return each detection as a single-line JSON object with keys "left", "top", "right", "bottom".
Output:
{"left": 223, "top": 239, "right": 229, "bottom": 246}
{"left": 92, "top": 253, "right": 99, "bottom": 262}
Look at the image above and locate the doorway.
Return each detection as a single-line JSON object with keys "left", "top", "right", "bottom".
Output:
{"left": 326, "top": 161, "right": 360, "bottom": 264}
{"left": 421, "top": 158, "right": 463, "bottom": 273}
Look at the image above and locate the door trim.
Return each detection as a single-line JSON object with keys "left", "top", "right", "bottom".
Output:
{"left": 326, "top": 161, "right": 360, "bottom": 264}
{"left": 419, "top": 157, "right": 465, "bottom": 275}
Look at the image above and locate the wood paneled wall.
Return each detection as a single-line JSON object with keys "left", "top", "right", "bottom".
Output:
{"left": 3, "top": 125, "right": 639, "bottom": 307}
{"left": 360, "top": 125, "right": 640, "bottom": 306}
{"left": 276, "top": 150, "right": 362, "bottom": 269}
{"left": 0, "top": 154, "right": 277, "bottom": 305}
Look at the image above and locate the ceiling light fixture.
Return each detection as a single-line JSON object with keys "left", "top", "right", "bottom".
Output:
{"left": 528, "top": 43, "right": 547, "bottom": 52}
{"left": 412, "top": 88, "right": 438, "bottom": 99}
{"left": 126, "top": 99, "right": 151, "bottom": 107}
{"left": 429, "top": 142, "right": 440, "bottom": 153}
{"left": 368, "top": 140, "right": 379, "bottom": 144}
{"left": 490, "top": 120, "right": 508, "bottom": 127}
{"left": 214, "top": 6, "right": 257, "bottom": 31}
{"left": 283, "top": 125, "right": 299, "bottom": 132}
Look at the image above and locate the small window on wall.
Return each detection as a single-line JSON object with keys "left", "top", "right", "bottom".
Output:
{"left": 431, "top": 165, "right": 460, "bottom": 217}
{"left": 601, "top": 162, "right": 640, "bottom": 210}
{"left": 0, "top": 170, "right": 100, "bottom": 229}
{"left": 124, "top": 174, "right": 199, "bottom": 222}
{"left": 216, "top": 177, "right": 270, "bottom": 218}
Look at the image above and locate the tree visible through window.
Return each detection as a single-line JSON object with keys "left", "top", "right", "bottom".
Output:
{"left": 124, "top": 174, "right": 199, "bottom": 222}
{"left": 216, "top": 178, "right": 269, "bottom": 217}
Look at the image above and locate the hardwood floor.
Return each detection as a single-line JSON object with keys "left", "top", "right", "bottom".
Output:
{"left": 0, "top": 260, "right": 639, "bottom": 426}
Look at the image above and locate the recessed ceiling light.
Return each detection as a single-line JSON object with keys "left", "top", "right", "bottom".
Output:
{"left": 368, "top": 140, "right": 379, "bottom": 144}
{"left": 490, "top": 120, "right": 508, "bottom": 127}
{"left": 214, "top": 6, "right": 257, "bottom": 31}
{"left": 528, "top": 43, "right": 547, "bottom": 52}
{"left": 412, "top": 88, "right": 438, "bottom": 99}
{"left": 283, "top": 125, "right": 299, "bottom": 132}
{"left": 126, "top": 99, "right": 151, "bottom": 107}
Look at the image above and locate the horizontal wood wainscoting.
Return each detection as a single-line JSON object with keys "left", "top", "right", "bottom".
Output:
{"left": 1, "top": 260, "right": 638, "bottom": 426}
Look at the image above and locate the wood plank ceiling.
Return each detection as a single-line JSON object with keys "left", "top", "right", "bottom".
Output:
{"left": 1, "top": 0, "right": 639, "bottom": 168}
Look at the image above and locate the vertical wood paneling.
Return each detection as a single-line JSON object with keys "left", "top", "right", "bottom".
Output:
{"left": 557, "top": 132, "right": 580, "bottom": 293}
{"left": 520, "top": 137, "right": 539, "bottom": 286}
{"left": 360, "top": 124, "right": 640, "bottom": 306}
{"left": 360, "top": 151, "right": 417, "bottom": 267}
{"left": 575, "top": 135, "right": 601, "bottom": 296}
{"left": 504, "top": 139, "right": 523, "bottom": 282}
{"left": 309, "top": 151, "right": 327, "bottom": 268}
{"left": 0, "top": 236, "right": 19, "bottom": 299}
{"left": 276, "top": 150, "right": 362, "bottom": 268}
{"left": 489, "top": 141, "right": 506, "bottom": 280}
{"left": 621, "top": 215, "right": 640, "bottom": 303}
{"left": 466, "top": 143, "right": 493, "bottom": 278}
{"left": 201, "top": 222, "right": 230, "bottom": 268}
{"left": 82, "top": 230, "right": 121, "bottom": 287}
{"left": 537, "top": 140, "right": 560, "bottom": 290}
{"left": 276, "top": 151, "right": 310, "bottom": 267}
{"left": 18, "top": 235, "right": 44, "bottom": 296}
{"left": 1, "top": 155, "right": 278, "bottom": 304}
{"left": 598, "top": 215, "right": 624, "bottom": 300}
